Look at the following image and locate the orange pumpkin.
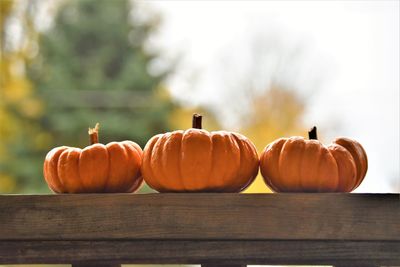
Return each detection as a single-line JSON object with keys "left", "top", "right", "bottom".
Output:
{"left": 142, "top": 114, "right": 259, "bottom": 192}
{"left": 43, "top": 123, "right": 143, "bottom": 193}
{"left": 260, "top": 127, "right": 368, "bottom": 192}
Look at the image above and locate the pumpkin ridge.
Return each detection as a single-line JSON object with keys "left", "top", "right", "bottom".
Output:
{"left": 72, "top": 148, "right": 86, "bottom": 192}
{"left": 221, "top": 132, "right": 235, "bottom": 191}
{"left": 209, "top": 132, "right": 228, "bottom": 192}
{"left": 57, "top": 148, "right": 72, "bottom": 192}
{"left": 77, "top": 148, "right": 87, "bottom": 192}
{"left": 329, "top": 144, "right": 358, "bottom": 192}
{"left": 180, "top": 129, "right": 191, "bottom": 191}
{"left": 278, "top": 137, "right": 303, "bottom": 192}
{"left": 64, "top": 147, "right": 82, "bottom": 193}
{"left": 263, "top": 138, "right": 287, "bottom": 192}
{"left": 104, "top": 142, "right": 125, "bottom": 193}
{"left": 334, "top": 138, "right": 368, "bottom": 191}
{"left": 352, "top": 144, "right": 367, "bottom": 191}
{"left": 316, "top": 143, "right": 321, "bottom": 190}
{"left": 221, "top": 133, "right": 235, "bottom": 191}
{"left": 43, "top": 150, "right": 54, "bottom": 192}
{"left": 126, "top": 141, "right": 143, "bottom": 158}
{"left": 299, "top": 140, "right": 321, "bottom": 192}
{"left": 119, "top": 143, "right": 134, "bottom": 192}
{"left": 223, "top": 133, "right": 242, "bottom": 192}
{"left": 121, "top": 142, "right": 143, "bottom": 193}
{"left": 44, "top": 146, "right": 69, "bottom": 193}
{"left": 234, "top": 133, "right": 259, "bottom": 192}
{"left": 317, "top": 146, "right": 329, "bottom": 192}
{"left": 230, "top": 133, "right": 244, "bottom": 192}
{"left": 162, "top": 131, "right": 184, "bottom": 191}
{"left": 207, "top": 132, "right": 214, "bottom": 191}
{"left": 147, "top": 135, "right": 164, "bottom": 191}
{"left": 169, "top": 131, "right": 185, "bottom": 192}
{"left": 43, "top": 160, "right": 57, "bottom": 192}
{"left": 76, "top": 147, "right": 86, "bottom": 192}
{"left": 182, "top": 114, "right": 211, "bottom": 191}
{"left": 200, "top": 130, "right": 213, "bottom": 191}
{"left": 58, "top": 148, "right": 82, "bottom": 193}
{"left": 157, "top": 134, "right": 171, "bottom": 191}
{"left": 276, "top": 139, "right": 288, "bottom": 191}
{"left": 317, "top": 147, "right": 339, "bottom": 192}
{"left": 261, "top": 139, "right": 286, "bottom": 192}
{"left": 276, "top": 139, "right": 289, "bottom": 191}
{"left": 79, "top": 144, "right": 108, "bottom": 192}
{"left": 296, "top": 139, "right": 306, "bottom": 192}
{"left": 243, "top": 143, "right": 259, "bottom": 191}
{"left": 259, "top": 145, "right": 275, "bottom": 191}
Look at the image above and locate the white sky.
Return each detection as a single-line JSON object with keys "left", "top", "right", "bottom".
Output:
{"left": 146, "top": 0, "right": 400, "bottom": 193}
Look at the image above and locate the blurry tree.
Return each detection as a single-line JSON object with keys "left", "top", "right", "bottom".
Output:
{"left": 0, "top": 0, "right": 176, "bottom": 193}
{"left": 0, "top": 0, "right": 48, "bottom": 192}
{"left": 28, "top": 0, "right": 174, "bottom": 147}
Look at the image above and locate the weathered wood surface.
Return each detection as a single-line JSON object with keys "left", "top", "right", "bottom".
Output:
{"left": 0, "top": 193, "right": 398, "bottom": 241}
{"left": 0, "top": 193, "right": 399, "bottom": 265}
{"left": 0, "top": 240, "right": 399, "bottom": 265}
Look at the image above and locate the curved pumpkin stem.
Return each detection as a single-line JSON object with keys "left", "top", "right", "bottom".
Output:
{"left": 192, "top": 114, "right": 202, "bottom": 129}
{"left": 308, "top": 126, "right": 318, "bottom": 140}
{"left": 88, "top": 123, "right": 100, "bottom": 145}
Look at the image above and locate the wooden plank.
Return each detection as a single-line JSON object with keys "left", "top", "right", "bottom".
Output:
{"left": 72, "top": 264, "right": 120, "bottom": 267}
{"left": 334, "top": 264, "right": 383, "bottom": 267}
{"left": 0, "top": 193, "right": 398, "bottom": 241}
{"left": 0, "top": 240, "right": 398, "bottom": 265}
{"left": 201, "top": 264, "right": 246, "bottom": 267}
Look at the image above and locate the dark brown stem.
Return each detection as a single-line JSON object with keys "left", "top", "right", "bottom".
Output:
{"left": 192, "top": 113, "right": 202, "bottom": 129}
{"left": 88, "top": 123, "right": 100, "bottom": 145}
{"left": 308, "top": 126, "right": 318, "bottom": 140}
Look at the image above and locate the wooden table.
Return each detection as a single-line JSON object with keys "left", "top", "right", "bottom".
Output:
{"left": 0, "top": 193, "right": 399, "bottom": 267}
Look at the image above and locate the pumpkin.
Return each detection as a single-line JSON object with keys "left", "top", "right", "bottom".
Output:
{"left": 43, "top": 123, "right": 143, "bottom": 193}
{"left": 260, "top": 127, "right": 368, "bottom": 192}
{"left": 141, "top": 114, "right": 259, "bottom": 192}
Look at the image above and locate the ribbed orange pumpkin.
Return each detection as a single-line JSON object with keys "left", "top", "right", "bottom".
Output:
{"left": 43, "top": 123, "right": 143, "bottom": 193}
{"left": 142, "top": 114, "right": 259, "bottom": 192}
{"left": 260, "top": 127, "right": 368, "bottom": 192}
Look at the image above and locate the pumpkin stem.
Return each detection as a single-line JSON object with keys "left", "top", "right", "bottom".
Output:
{"left": 88, "top": 123, "right": 100, "bottom": 144}
{"left": 192, "top": 113, "right": 202, "bottom": 129}
{"left": 308, "top": 126, "right": 318, "bottom": 140}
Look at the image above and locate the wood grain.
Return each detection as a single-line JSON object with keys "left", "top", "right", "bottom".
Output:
{"left": 72, "top": 264, "right": 120, "bottom": 267}
{"left": 0, "top": 240, "right": 398, "bottom": 265}
{"left": 201, "top": 264, "right": 246, "bottom": 267}
{"left": 0, "top": 193, "right": 398, "bottom": 241}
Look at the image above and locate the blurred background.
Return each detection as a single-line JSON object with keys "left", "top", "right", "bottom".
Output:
{"left": 0, "top": 0, "right": 399, "bottom": 196}
{"left": 0, "top": 1, "right": 398, "bottom": 267}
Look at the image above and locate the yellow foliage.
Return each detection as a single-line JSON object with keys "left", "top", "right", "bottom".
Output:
{"left": 242, "top": 84, "right": 306, "bottom": 193}
{"left": 33, "top": 131, "right": 53, "bottom": 150}
{"left": 3, "top": 73, "right": 32, "bottom": 102}
{"left": 0, "top": 0, "right": 14, "bottom": 32}
{"left": 244, "top": 174, "right": 271, "bottom": 193}
{"left": 0, "top": 0, "right": 47, "bottom": 192}
{"left": 19, "top": 98, "right": 43, "bottom": 118}
{"left": 0, "top": 173, "right": 16, "bottom": 192}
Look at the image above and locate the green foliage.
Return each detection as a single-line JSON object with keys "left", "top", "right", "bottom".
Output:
{"left": 1, "top": 0, "right": 175, "bottom": 193}
{"left": 29, "top": 0, "right": 173, "bottom": 147}
{"left": 1, "top": 0, "right": 47, "bottom": 193}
